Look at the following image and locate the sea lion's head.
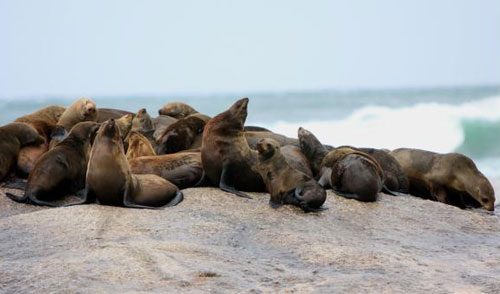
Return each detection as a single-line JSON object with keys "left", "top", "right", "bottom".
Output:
{"left": 69, "top": 121, "right": 101, "bottom": 143}
{"left": 80, "top": 98, "right": 97, "bottom": 120}
{"left": 99, "top": 118, "right": 121, "bottom": 141}
{"left": 227, "top": 97, "right": 249, "bottom": 129}
{"left": 256, "top": 138, "right": 280, "bottom": 160}
{"left": 158, "top": 102, "right": 198, "bottom": 119}
{"left": 465, "top": 174, "right": 496, "bottom": 211}
{"left": 298, "top": 127, "right": 328, "bottom": 174}
{"left": 132, "top": 108, "right": 154, "bottom": 132}
{"left": 116, "top": 114, "right": 134, "bottom": 139}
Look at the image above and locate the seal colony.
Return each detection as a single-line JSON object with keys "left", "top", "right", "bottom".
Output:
{"left": 0, "top": 97, "right": 496, "bottom": 212}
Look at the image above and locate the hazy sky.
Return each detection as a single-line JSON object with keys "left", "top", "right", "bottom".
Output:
{"left": 0, "top": 0, "right": 499, "bottom": 98}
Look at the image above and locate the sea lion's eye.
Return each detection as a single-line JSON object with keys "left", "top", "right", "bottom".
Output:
{"left": 482, "top": 197, "right": 489, "bottom": 203}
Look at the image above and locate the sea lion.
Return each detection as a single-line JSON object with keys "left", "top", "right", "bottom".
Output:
{"left": 297, "top": 127, "right": 330, "bottom": 176}
{"left": 129, "top": 152, "right": 203, "bottom": 189}
{"left": 97, "top": 108, "right": 134, "bottom": 123}
{"left": 256, "top": 138, "right": 326, "bottom": 212}
{"left": 156, "top": 114, "right": 207, "bottom": 154}
{"left": 158, "top": 102, "right": 198, "bottom": 119}
{"left": 57, "top": 97, "right": 98, "bottom": 130}
{"left": 116, "top": 113, "right": 134, "bottom": 140}
{"left": 390, "top": 148, "right": 495, "bottom": 211}
{"left": 356, "top": 147, "right": 409, "bottom": 195}
{"left": 70, "top": 119, "right": 182, "bottom": 208}
{"left": 0, "top": 123, "right": 46, "bottom": 181}
{"left": 15, "top": 105, "right": 66, "bottom": 175}
{"left": 126, "top": 131, "right": 156, "bottom": 161}
{"left": 201, "top": 98, "right": 265, "bottom": 198}
{"left": 131, "top": 108, "right": 155, "bottom": 132}
{"left": 5, "top": 122, "right": 100, "bottom": 206}
{"left": 318, "top": 147, "right": 384, "bottom": 202}
{"left": 152, "top": 115, "right": 178, "bottom": 142}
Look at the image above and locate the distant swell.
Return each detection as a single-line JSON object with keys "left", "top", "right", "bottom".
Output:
{"left": 266, "top": 96, "right": 500, "bottom": 177}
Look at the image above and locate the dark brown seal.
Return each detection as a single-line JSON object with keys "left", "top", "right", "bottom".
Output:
{"left": 256, "top": 138, "right": 326, "bottom": 212}
{"left": 5, "top": 122, "right": 100, "bottom": 206}
{"left": 0, "top": 123, "right": 45, "bottom": 181}
{"left": 158, "top": 102, "right": 198, "bottom": 119}
{"left": 76, "top": 119, "right": 183, "bottom": 208}
{"left": 156, "top": 114, "right": 207, "bottom": 154}
{"left": 297, "top": 127, "right": 330, "bottom": 176}
{"left": 390, "top": 148, "right": 495, "bottom": 211}
{"left": 130, "top": 152, "right": 203, "bottom": 189}
{"left": 126, "top": 131, "right": 156, "bottom": 161}
{"left": 201, "top": 98, "right": 265, "bottom": 198}
{"left": 152, "top": 115, "right": 178, "bottom": 142}
{"left": 318, "top": 147, "right": 384, "bottom": 202}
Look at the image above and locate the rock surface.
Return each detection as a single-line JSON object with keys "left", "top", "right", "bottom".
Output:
{"left": 1, "top": 181, "right": 500, "bottom": 294}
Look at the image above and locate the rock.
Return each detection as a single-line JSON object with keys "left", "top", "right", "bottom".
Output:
{"left": 0, "top": 186, "right": 499, "bottom": 293}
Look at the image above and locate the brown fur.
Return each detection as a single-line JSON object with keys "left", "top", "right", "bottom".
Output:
{"left": 5, "top": 122, "right": 100, "bottom": 206}
{"left": 256, "top": 138, "right": 326, "bottom": 212}
{"left": 130, "top": 152, "right": 203, "bottom": 189}
{"left": 391, "top": 148, "right": 495, "bottom": 211}
{"left": 0, "top": 123, "right": 45, "bottom": 181}
{"left": 57, "top": 98, "right": 98, "bottom": 130}
{"left": 156, "top": 115, "right": 207, "bottom": 154}
{"left": 280, "top": 145, "right": 313, "bottom": 177}
{"left": 152, "top": 115, "right": 178, "bottom": 142}
{"left": 85, "top": 119, "right": 182, "bottom": 208}
{"left": 158, "top": 102, "right": 198, "bottom": 119}
{"left": 97, "top": 108, "right": 134, "bottom": 123}
{"left": 318, "top": 147, "right": 383, "bottom": 202}
{"left": 245, "top": 131, "right": 299, "bottom": 149}
{"left": 126, "top": 131, "right": 156, "bottom": 161}
{"left": 201, "top": 98, "right": 265, "bottom": 195}
{"left": 116, "top": 114, "right": 134, "bottom": 140}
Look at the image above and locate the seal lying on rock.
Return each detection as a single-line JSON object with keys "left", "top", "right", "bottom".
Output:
{"left": 158, "top": 102, "right": 199, "bottom": 119}
{"left": 156, "top": 114, "right": 208, "bottom": 154}
{"left": 126, "top": 131, "right": 156, "bottom": 161}
{"left": 5, "top": 122, "right": 100, "bottom": 206}
{"left": 77, "top": 119, "right": 183, "bottom": 208}
{"left": 391, "top": 148, "right": 495, "bottom": 211}
{"left": 129, "top": 152, "right": 203, "bottom": 189}
{"left": 318, "top": 147, "right": 384, "bottom": 202}
{"left": 201, "top": 98, "right": 265, "bottom": 198}
{"left": 0, "top": 123, "right": 46, "bottom": 181}
{"left": 256, "top": 138, "right": 326, "bottom": 212}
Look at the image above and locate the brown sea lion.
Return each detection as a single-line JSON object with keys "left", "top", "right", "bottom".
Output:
{"left": 126, "top": 131, "right": 156, "bottom": 161}
{"left": 319, "top": 147, "right": 384, "bottom": 202}
{"left": 156, "top": 114, "right": 207, "bottom": 154}
{"left": 390, "top": 148, "right": 495, "bottom": 211}
{"left": 130, "top": 152, "right": 203, "bottom": 189}
{"left": 116, "top": 113, "right": 134, "bottom": 140}
{"left": 201, "top": 98, "right": 265, "bottom": 198}
{"left": 69, "top": 119, "right": 182, "bottom": 208}
{"left": 57, "top": 97, "right": 98, "bottom": 130}
{"left": 0, "top": 123, "right": 46, "bottom": 182}
{"left": 158, "top": 102, "right": 198, "bottom": 119}
{"left": 152, "top": 115, "right": 178, "bottom": 142}
{"left": 15, "top": 105, "right": 66, "bottom": 176}
{"left": 97, "top": 108, "right": 134, "bottom": 122}
{"left": 297, "top": 127, "right": 330, "bottom": 176}
{"left": 356, "top": 147, "right": 409, "bottom": 195}
{"left": 131, "top": 108, "right": 155, "bottom": 132}
{"left": 256, "top": 138, "right": 326, "bottom": 212}
{"left": 5, "top": 122, "right": 100, "bottom": 206}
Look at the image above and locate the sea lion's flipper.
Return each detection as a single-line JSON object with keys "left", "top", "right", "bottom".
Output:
{"left": 269, "top": 201, "right": 283, "bottom": 209}
{"left": 62, "top": 187, "right": 92, "bottom": 206}
{"left": 5, "top": 192, "right": 29, "bottom": 203}
{"left": 219, "top": 166, "right": 253, "bottom": 199}
{"left": 300, "top": 205, "right": 328, "bottom": 213}
{"left": 163, "top": 190, "right": 184, "bottom": 207}
{"left": 2, "top": 180, "right": 27, "bottom": 190}
{"left": 5, "top": 191, "right": 61, "bottom": 207}
{"left": 430, "top": 184, "right": 447, "bottom": 203}
{"left": 317, "top": 168, "right": 332, "bottom": 188}
{"left": 382, "top": 185, "right": 407, "bottom": 196}
{"left": 194, "top": 171, "right": 208, "bottom": 187}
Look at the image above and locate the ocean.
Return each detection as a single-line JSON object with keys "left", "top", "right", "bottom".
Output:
{"left": 1, "top": 86, "right": 499, "bottom": 177}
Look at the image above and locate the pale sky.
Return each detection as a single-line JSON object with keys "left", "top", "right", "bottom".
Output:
{"left": 0, "top": 0, "right": 499, "bottom": 98}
